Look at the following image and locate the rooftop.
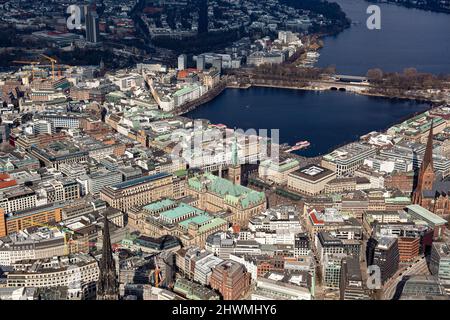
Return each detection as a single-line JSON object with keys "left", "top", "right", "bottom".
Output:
{"left": 406, "top": 205, "right": 447, "bottom": 226}
{"left": 289, "top": 164, "right": 334, "bottom": 181}
{"left": 111, "top": 172, "right": 171, "bottom": 190}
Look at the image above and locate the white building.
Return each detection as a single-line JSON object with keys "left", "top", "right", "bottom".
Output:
{"left": 178, "top": 54, "right": 187, "bottom": 71}
{"left": 252, "top": 271, "right": 312, "bottom": 300}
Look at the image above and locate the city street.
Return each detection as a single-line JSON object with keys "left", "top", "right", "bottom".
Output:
{"left": 383, "top": 256, "right": 430, "bottom": 300}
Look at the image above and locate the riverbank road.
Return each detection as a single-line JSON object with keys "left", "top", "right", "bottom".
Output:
{"left": 383, "top": 256, "right": 429, "bottom": 300}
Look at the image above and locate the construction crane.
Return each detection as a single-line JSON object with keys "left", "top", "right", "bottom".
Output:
{"left": 29, "top": 221, "right": 73, "bottom": 255}
{"left": 12, "top": 60, "right": 41, "bottom": 80}
{"left": 29, "top": 221, "right": 89, "bottom": 255}
{"left": 39, "top": 54, "right": 58, "bottom": 81}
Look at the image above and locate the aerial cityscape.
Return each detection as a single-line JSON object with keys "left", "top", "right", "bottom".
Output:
{"left": 0, "top": 0, "right": 450, "bottom": 306}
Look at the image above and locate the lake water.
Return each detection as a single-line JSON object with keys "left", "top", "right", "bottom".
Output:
{"left": 185, "top": 88, "right": 430, "bottom": 157}
{"left": 186, "top": 1, "right": 445, "bottom": 157}
{"left": 318, "top": 0, "right": 450, "bottom": 75}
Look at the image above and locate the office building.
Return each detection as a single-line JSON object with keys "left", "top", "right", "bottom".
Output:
{"left": 323, "top": 254, "right": 346, "bottom": 288}
{"left": 7, "top": 254, "right": 99, "bottom": 299}
{"left": 366, "top": 236, "right": 399, "bottom": 284}
{"left": 100, "top": 173, "right": 185, "bottom": 212}
{"left": 315, "top": 232, "right": 345, "bottom": 262}
{"left": 322, "top": 143, "right": 376, "bottom": 177}
{"left": 173, "top": 278, "right": 220, "bottom": 300}
{"left": 340, "top": 257, "right": 370, "bottom": 300}
{"left": 398, "top": 236, "right": 420, "bottom": 262}
{"left": 86, "top": 9, "right": 100, "bottom": 43}
{"left": 259, "top": 158, "right": 300, "bottom": 185}
{"left": 88, "top": 170, "right": 123, "bottom": 195}
{"left": 210, "top": 260, "right": 251, "bottom": 300}
{"left": 0, "top": 203, "right": 63, "bottom": 237}
{"left": 287, "top": 164, "right": 336, "bottom": 195}
{"left": 196, "top": 55, "right": 205, "bottom": 71}
{"left": 177, "top": 54, "right": 187, "bottom": 71}
{"left": 251, "top": 270, "right": 312, "bottom": 300}
{"left": 294, "top": 233, "right": 311, "bottom": 257}
{"left": 430, "top": 242, "right": 450, "bottom": 290}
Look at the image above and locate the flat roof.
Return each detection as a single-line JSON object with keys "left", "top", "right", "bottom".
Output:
{"left": 289, "top": 164, "right": 334, "bottom": 182}
{"left": 111, "top": 172, "right": 170, "bottom": 190}
{"left": 406, "top": 205, "right": 447, "bottom": 226}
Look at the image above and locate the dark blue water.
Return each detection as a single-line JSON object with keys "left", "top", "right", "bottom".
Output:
{"left": 318, "top": 0, "right": 450, "bottom": 75}
{"left": 186, "top": 88, "right": 430, "bottom": 157}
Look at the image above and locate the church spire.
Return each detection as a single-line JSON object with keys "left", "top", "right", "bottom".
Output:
{"left": 96, "top": 213, "right": 119, "bottom": 300}
{"left": 423, "top": 120, "right": 434, "bottom": 169}
{"left": 412, "top": 120, "right": 435, "bottom": 205}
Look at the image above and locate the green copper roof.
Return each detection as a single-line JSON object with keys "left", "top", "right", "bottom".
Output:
{"left": 143, "top": 199, "right": 176, "bottom": 212}
{"left": 385, "top": 197, "right": 411, "bottom": 204}
{"left": 160, "top": 202, "right": 205, "bottom": 221}
{"left": 197, "top": 217, "right": 227, "bottom": 233}
{"left": 178, "top": 214, "right": 211, "bottom": 229}
{"left": 188, "top": 172, "right": 265, "bottom": 209}
{"left": 260, "top": 158, "right": 300, "bottom": 171}
{"left": 173, "top": 84, "right": 200, "bottom": 97}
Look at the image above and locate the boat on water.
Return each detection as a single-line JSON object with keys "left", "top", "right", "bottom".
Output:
{"left": 295, "top": 141, "right": 310, "bottom": 147}
{"left": 285, "top": 141, "right": 310, "bottom": 153}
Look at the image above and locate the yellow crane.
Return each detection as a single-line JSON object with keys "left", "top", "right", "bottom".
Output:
{"left": 30, "top": 221, "right": 82, "bottom": 255}
{"left": 39, "top": 54, "right": 58, "bottom": 81}
{"left": 12, "top": 60, "right": 41, "bottom": 80}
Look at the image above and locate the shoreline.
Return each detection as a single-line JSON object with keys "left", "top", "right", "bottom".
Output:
{"left": 177, "top": 80, "right": 436, "bottom": 160}
{"left": 178, "top": 80, "right": 436, "bottom": 119}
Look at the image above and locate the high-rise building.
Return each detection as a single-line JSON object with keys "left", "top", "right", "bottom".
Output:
{"left": 366, "top": 236, "right": 399, "bottom": 284}
{"left": 212, "top": 57, "right": 222, "bottom": 74}
{"left": 178, "top": 54, "right": 187, "bottom": 71}
{"left": 196, "top": 55, "right": 206, "bottom": 71}
{"left": 85, "top": 9, "right": 100, "bottom": 43}
{"left": 96, "top": 215, "right": 119, "bottom": 300}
